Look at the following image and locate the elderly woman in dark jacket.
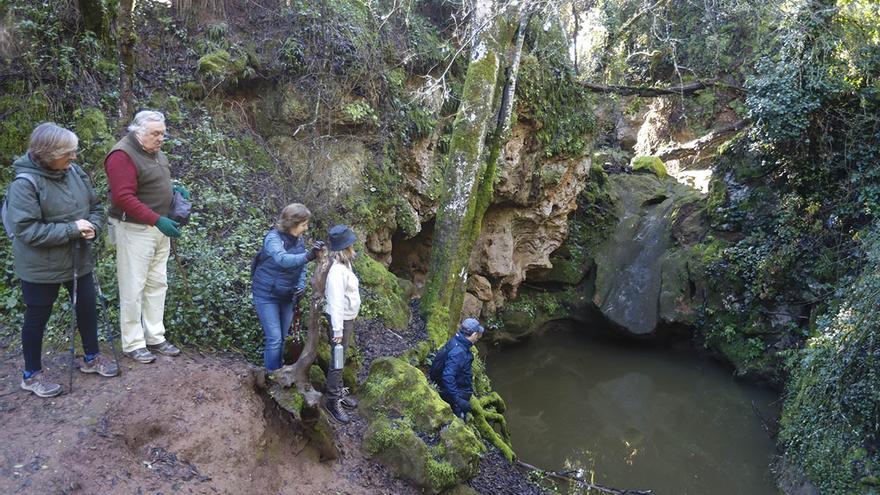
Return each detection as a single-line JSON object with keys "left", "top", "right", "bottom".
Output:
{"left": 252, "top": 203, "right": 324, "bottom": 371}
{"left": 7, "top": 122, "right": 118, "bottom": 398}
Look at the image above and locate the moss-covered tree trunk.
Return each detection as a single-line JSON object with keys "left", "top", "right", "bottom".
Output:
{"left": 421, "top": 0, "right": 526, "bottom": 346}
{"left": 116, "top": 0, "right": 135, "bottom": 128}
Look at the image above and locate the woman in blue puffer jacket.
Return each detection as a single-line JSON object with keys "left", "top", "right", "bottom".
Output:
{"left": 252, "top": 203, "right": 323, "bottom": 371}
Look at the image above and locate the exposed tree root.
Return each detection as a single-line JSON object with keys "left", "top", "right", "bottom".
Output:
{"left": 470, "top": 392, "right": 515, "bottom": 461}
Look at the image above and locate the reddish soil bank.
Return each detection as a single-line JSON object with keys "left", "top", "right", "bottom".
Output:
{"left": 0, "top": 346, "right": 416, "bottom": 495}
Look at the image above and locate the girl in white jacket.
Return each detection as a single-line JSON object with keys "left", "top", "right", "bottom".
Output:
{"left": 323, "top": 224, "right": 361, "bottom": 422}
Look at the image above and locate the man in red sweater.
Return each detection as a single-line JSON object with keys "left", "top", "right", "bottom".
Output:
{"left": 105, "top": 110, "right": 188, "bottom": 364}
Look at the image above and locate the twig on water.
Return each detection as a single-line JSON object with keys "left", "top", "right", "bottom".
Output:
{"left": 516, "top": 460, "right": 655, "bottom": 495}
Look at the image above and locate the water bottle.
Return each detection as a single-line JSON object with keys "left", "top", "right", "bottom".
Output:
{"left": 331, "top": 343, "right": 344, "bottom": 370}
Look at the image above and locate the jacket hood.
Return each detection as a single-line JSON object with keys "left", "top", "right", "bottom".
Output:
{"left": 13, "top": 153, "right": 70, "bottom": 181}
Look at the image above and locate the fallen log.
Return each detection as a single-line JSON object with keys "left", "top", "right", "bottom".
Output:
{"left": 580, "top": 79, "right": 745, "bottom": 97}
{"left": 656, "top": 118, "right": 750, "bottom": 162}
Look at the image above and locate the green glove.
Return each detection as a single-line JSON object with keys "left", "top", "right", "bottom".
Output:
{"left": 155, "top": 216, "right": 181, "bottom": 238}
{"left": 172, "top": 184, "right": 190, "bottom": 200}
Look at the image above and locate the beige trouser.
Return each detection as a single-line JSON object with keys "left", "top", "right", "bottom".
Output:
{"left": 111, "top": 218, "right": 170, "bottom": 353}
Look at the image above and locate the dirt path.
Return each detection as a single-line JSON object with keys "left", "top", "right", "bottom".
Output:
{"left": 0, "top": 345, "right": 417, "bottom": 495}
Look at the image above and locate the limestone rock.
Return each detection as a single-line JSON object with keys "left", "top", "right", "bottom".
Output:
{"left": 470, "top": 140, "right": 591, "bottom": 302}
{"left": 266, "top": 135, "right": 367, "bottom": 206}
{"left": 592, "top": 174, "right": 706, "bottom": 336}
{"left": 467, "top": 274, "right": 493, "bottom": 302}
{"left": 461, "top": 292, "right": 483, "bottom": 319}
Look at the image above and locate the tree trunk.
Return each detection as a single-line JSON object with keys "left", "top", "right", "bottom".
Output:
{"left": 274, "top": 252, "right": 329, "bottom": 402}
{"left": 116, "top": 0, "right": 136, "bottom": 130}
{"left": 421, "top": 1, "right": 526, "bottom": 346}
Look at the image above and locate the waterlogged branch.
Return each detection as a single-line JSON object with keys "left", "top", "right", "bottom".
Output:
{"left": 579, "top": 79, "right": 745, "bottom": 97}
{"left": 515, "top": 460, "right": 655, "bottom": 495}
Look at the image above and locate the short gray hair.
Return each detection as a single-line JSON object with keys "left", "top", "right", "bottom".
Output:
{"left": 127, "top": 110, "right": 166, "bottom": 136}
{"left": 28, "top": 122, "right": 78, "bottom": 165}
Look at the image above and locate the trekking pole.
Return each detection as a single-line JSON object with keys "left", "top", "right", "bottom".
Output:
{"left": 68, "top": 238, "right": 80, "bottom": 393}
{"left": 87, "top": 240, "right": 121, "bottom": 374}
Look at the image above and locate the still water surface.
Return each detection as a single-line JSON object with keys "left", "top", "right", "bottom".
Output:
{"left": 484, "top": 324, "right": 780, "bottom": 495}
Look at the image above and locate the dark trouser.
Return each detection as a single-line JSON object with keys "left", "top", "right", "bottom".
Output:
{"left": 21, "top": 274, "right": 99, "bottom": 373}
{"left": 325, "top": 318, "right": 354, "bottom": 400}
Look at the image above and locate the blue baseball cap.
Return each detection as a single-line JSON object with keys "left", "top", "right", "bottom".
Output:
{"left": 459, "top": 318, "right": 485, "bottom": 336}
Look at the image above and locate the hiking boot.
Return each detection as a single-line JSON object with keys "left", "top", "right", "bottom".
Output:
{"left": 340, "top": 387, "right": 358, "bottom": 409}
{"left": 125, "top": 347, "right": 156, "bottom": 364}
{"left": 324, "top": 398, "right": 350, "bottom": 423}
{"left": 147, "top": 341, "right": 180, "bottom": 356}
{"left": 80, "top": 354, "right": 119, "bottom": 377}
{"left": 20, "top": 372, "right": 62, "bottom": 398}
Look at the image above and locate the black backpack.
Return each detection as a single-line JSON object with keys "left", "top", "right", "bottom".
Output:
{"left": 428, "top": 339, "right": 457, "bottom": 383}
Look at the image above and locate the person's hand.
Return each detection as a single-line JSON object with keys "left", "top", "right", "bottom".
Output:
{"left": 457, "top": 410, "right": 468, "bottom": 420}
{"left": 155, "top": 216, "right": 181, "bottom": 238}
{"left": 74, "top": 219, "right": 96, "bottom": 239}
{"left": 172, "top": 184, "right": 190, "bottom": 200}
{"left": 331, "top": 335, "right": 343, "bottom": 344}
{"left": 305, "top": 240, "right": 326, "bottom": 261}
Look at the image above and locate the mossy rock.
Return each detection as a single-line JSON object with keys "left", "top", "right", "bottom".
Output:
{"left": 361, "top": 357, "right": 483, "bottom": 493}
{"left": 354, "top": 252, "right": 411, "bottom": 330}
{"left": 630, "top": 155, "right": 668, "bottom": 178}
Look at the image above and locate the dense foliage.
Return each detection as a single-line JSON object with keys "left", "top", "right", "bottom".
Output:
{"left": 781, "top": 229, "right": 880, "bottom": 493}
{"left": 696, "top": 0, "right": 879, "bottom": 491}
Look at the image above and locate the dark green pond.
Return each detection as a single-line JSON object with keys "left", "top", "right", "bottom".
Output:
{"left": 484, "top": 322, "right": 781, "bottom": 495}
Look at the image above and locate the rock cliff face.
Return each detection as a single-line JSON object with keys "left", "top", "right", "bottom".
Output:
{"left": 392, "top": 122, "right": 593, "bottom": 318}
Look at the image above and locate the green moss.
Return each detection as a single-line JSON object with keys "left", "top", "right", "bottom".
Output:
{"left": 631, "top": 155, "right": 668, "bottom": 178}
{"left": 197, "top": 49, "right": 248, "bottom": 81}
{"left": 308, "top": 364, "right": 326, "bottom": 388}
{"left": 515, "top": 45, "right": 596, "bottom": 158}
{"left": 72, "top": 107, "right": 113, "bottom": 168}
{"left": 361, "top": 357, "right": 452, "bottom": 429}
{"left": 354, "top": 252, "right": 410, "bottom": 329}
{"left": 360, "top": 357, "right": 483, "bottom": 492}
{"left": 198, "top": 50, "right": 233, "bottom": 75}
{"left": 425, "top": 459, "right": 458, "bottom": 490}
{"left": 0, "top": 91, "right": 50, "bottom": 173}
{"left": 268, "top": 385, "right": 305, "bottom": 418}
